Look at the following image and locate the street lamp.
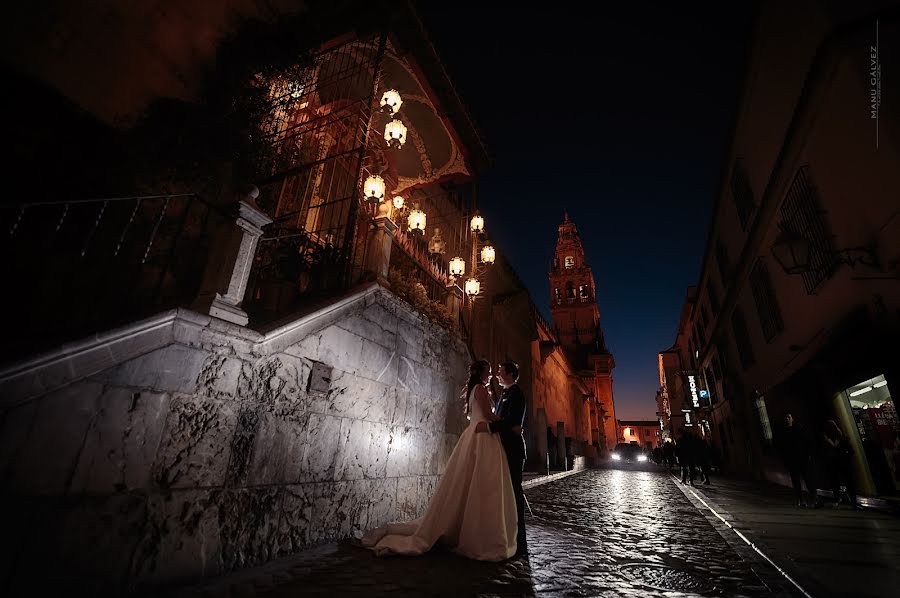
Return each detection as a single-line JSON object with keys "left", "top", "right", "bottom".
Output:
{"left": 384, "top": 119, "right": 408, "bottom": 149}
{"left": 380, "top": 89, "right": 402, "bottom": 116}
{"left": 480, "top": 245, "right": 495, "bottom": 265}
{"left": 407, "top": 206, "right": 426, "bottom": 235}
{"left": 363, "top": 175, "right": 385, "bottom": 203}
{"left": 771, "top": 227, "right": 812, "bottom": 275}
{"left": 464, "top": 277, "right": 480, "bottom": 296}
{"left": 449, "top": 256, "right": 466, "bottom": 277}
{"left": 470, "top": 214, "right": 485, "bottom": 234}
{"left": 392, "top": 196, "right": 405, "bottom": 210}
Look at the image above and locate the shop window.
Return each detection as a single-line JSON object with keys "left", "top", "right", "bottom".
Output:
{"left": 730, "top": 307, "right": 756, "bottom": 369}
{"left": 749, "top": 257, "right": 784, "bottom": 342}
{"left": 730, "top": 160, "right": 756, "bottom": 230}
{"left": 842, "top": 374, "right": 898, "bottom": 493}
{"left": 780, "top": 166, "right": 838, "bottom": 294}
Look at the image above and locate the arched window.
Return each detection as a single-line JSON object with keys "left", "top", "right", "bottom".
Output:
{"left": 566, "top": 281, "right": 575, "bottom": 298}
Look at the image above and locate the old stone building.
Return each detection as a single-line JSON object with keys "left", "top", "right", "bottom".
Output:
{"left": 661, "top": 1, "right": 900, "bottom": 491}
{"left": 617, "top": 420, "right": 662, "bottom": 450}
{"left": 549, "top": 214, "right": 618, "bottom": 451}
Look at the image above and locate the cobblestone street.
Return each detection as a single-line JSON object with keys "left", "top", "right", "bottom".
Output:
{"left": 169, "top": 469, "right": 801, "bottom": 598}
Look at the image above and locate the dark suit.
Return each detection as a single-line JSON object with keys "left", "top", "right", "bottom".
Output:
{"left": 489, "top": 383, "right": 527, "bottom": 554}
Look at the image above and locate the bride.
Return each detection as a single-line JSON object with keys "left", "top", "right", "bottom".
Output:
{"left": 360, "top": 359, "right": 518, "bottom": 561}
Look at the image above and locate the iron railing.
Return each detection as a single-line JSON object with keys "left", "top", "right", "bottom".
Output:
{"left": 1, "top": 194, "right": 229, "bottom": 361}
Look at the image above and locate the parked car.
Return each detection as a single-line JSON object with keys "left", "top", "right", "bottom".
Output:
{"left": 610, "top": 443, "right": 650, "bottom": 467}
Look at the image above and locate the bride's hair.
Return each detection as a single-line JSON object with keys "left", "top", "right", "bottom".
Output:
{"left": 462, "top": 359, "right": 490, "bottom": 415}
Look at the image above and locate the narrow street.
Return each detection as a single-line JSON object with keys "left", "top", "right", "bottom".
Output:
{"left": 167, "top": 470, "right": 803, "bottom": 598}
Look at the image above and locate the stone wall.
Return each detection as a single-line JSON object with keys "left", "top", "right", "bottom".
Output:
{"left": 0, "top": 284, "right": 469, "bottom": 595}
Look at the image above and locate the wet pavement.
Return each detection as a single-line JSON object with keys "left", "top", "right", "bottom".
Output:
{"left": 166, "top": 469, "right": 802, "bottom": 597}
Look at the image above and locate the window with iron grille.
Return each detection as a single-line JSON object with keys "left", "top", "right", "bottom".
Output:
{"left": 707, "top": 279, "right": 720, "bottom": 314}
{"left": 780, "top": 166, "right": 838, "bottom": 293}
{"left": 749, "top": 257, "right": 784, "bottom": 342}
{"left": 716, "top": 238, "right": 731, "bottom": 283}
{"left": 730, "top": 307, "right": 756, "bottom": 369}
{"left": 730, "top": 161, "right": 756, "bottom": 230}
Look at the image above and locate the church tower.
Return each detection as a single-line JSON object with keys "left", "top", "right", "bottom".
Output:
{"left": 549, "top": 212, "right": 617, "bottom": 451}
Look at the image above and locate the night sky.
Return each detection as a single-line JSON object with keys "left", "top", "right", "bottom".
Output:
{"left": 419, "top": 2, "right": 756, "bottom": 420}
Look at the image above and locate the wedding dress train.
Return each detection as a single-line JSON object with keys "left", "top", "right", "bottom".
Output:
{"left": 360, "top": 385, "right": 518, "bottom": 561}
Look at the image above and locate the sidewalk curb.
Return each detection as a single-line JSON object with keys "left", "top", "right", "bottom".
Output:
{"left": 522, "top": 467, "right": 588, "bottom": 490}
{"left": 671, "top": 475, "right": 822, "bottom": 598}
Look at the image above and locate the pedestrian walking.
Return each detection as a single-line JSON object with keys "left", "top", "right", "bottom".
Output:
{"left": 676, "top": 428, "right": 696, "bottom": 485}
{"left": 775, "top": 413, "right": 820, "bottom": 507}
{"left": 697, "top": 436, "right": 712, "bottom": 485}
{"left": 663, "top": 440, "right": 676, "bottom": 472}
{"left": 822, "top": 420, "right": 858, "bottom": 508}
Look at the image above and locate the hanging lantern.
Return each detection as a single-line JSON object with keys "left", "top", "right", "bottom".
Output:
{"left": 392, "top": 196, "right": 405, "bottom": 210}
{"left": 407, "top": 207, "right": 426, "bottom": 234}
{"left": 363, "top": 175, "right": 385, "bottom": 203}
{"left": 449, "top": 256, "right": 466, "bottom": 277}
{"left": 470, "top": 214, "right": 485, "bottom": 233}
{"left": 384, "top": 119, "right": 408, "bottom": 149}
{"left": 464, "top": 277, "right": 480, "bottom": 297}
{"left": 480, "top": 245, "right": 496, "bottom": 265}
{"left": 380, "top": 89, "right": 403, "bottom": 115}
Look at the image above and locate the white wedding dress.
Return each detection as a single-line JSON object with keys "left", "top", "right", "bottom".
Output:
{"left": 360, "top": 384, "right": 518, "bottom": 561}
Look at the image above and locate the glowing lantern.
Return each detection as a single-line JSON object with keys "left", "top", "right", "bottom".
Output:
{"left": 480, "top": 245, "right": 496, "bottom": 264}
{"left": 449, "top": 256, "right": 466, "bottom": 277}
{"left": 407, "top": 207, "right": 426, "bottom": 234}
{"left": 470, "top": 214, "right": 484, "bottom": 233}
{"left": 384, "top": 119, "right": 408, "bottom": 149}
{"left": 464, "top": 277, "right": 480, "bottom": 297}
{"left": 392, "top": 196, "right": 405, "bottom": 210}
{"left": 363, "top": 175, "right": 385, "bottom": 203}
{"left": 380, "top": 89, "right": 403, "bottom": 115}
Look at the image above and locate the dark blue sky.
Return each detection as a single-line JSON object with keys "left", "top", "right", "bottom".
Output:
{"left": 419, "top": 2, "right": 755, "bottom": 420}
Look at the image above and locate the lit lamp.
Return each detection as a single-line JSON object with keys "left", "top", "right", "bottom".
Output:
{"left": 449, "top": 256, "right": 466, "bottom": 277}
{"left": 470, "top": 214, "right": 485, "bottom": 233}
{"left": 464, "top": 277, "right": 480, "bottom": 297}
{"left": 384, "top": 119, "right": 408, "bottom": 149}
{"left": 407, "top": 206, "right": 426, "bottom": 234}
{"left": 480, "top": 245, "right": 496, "bottom": 265}
{"left": 380, "top": 89, "right": 403, "bottom": 116}
{"left": 771, "top": 226, "right": 811, "bottom": 275}
{"left": 363, "top": 175, "right": 385, "bottom": 203}
{"left": 392, "top": 196, "right": 405, "bottom": 210}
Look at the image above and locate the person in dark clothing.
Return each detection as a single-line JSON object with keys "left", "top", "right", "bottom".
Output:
{"left": 485, "top": 361, "right": 527, "bottom": 557}
{"left": 697, "top": 436, "right": 712, "bottom": 485}
{"left": 676, "top": 429, "right": 696, "bottom": 485}
{"left": 822, "top": 420, "right": 858, "bottom": 507}
{"left": 662, "top": 440, "right": 676, "bottom": 471}
{"left": 775, "top": 413, "right": 819, "bottom": 507}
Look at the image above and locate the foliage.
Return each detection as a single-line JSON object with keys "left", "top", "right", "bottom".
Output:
{"left": 388, "top": 268, "right": 456, "bottom": 332}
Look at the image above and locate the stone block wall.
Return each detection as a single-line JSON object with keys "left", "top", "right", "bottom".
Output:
{"left": 0, "top": 284, "right": 469, "bottom": 595}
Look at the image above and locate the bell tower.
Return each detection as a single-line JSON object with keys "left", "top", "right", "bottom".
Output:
{"left": 549, "top": 212, "right": 605, "bottom": 349}
{"left": 548, "top": 212, "right": 617, "bottom": 451}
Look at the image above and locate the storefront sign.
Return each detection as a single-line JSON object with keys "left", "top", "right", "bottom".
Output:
{"left": 682, "top": 409, "right": 694, "bottom": 427}
{"left": 683, "top": 371, "right": 701, "bottom": 409}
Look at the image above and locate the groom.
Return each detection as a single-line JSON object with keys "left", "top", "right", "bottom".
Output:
{"left": 479, "top": 361, "right": 527, "bottom": 557}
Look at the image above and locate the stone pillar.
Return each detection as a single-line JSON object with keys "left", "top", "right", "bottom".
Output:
{"left": 556, "top": 421, "right": 566, "bottom": 471}
{"left": 365, "top": 201, "right": 398, "bottom": 285}
{"left": 193, "top": 187, "right": 272, "bottom": 326}
{"left": 535, "top": 408, "right": 548, "bottom": 475}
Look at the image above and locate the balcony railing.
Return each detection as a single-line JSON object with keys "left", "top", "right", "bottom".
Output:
{"left": 1, "top": 194, "right": 230, "bottom": 361}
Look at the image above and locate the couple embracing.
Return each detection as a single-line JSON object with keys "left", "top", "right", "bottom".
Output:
{"left": 360, "top": 359, "right": 527, "bottom": 561}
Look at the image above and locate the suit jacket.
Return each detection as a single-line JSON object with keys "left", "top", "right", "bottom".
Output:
{"left": 490, "top": 383, "right": 526, "bottom": 460}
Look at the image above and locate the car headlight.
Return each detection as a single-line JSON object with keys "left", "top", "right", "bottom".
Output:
{"left": 637, "top": 455, "right": 648, "bottom": 462}
{"left": 611, "top": 453, "right": 622, "bottom": 461}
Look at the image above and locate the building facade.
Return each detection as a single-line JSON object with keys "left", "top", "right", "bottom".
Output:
{"left": 618, "top": 420, "right": 662, "bottom": 450}
{"left": 665, "top": 0, "right": 900, "bottom": 494}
